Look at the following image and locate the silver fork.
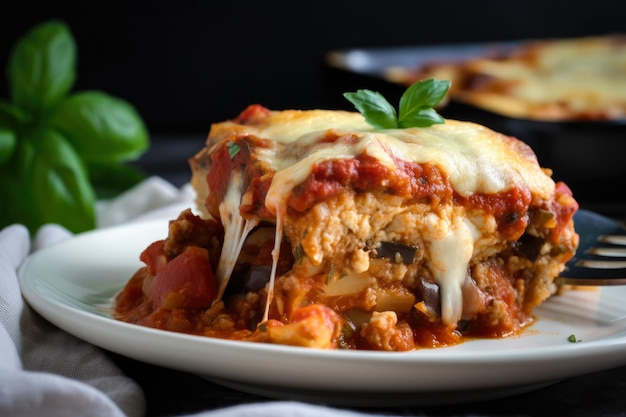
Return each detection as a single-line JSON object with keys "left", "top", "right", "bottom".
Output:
{"left": 557, "top": 209, "right": 626, "bottom": 286}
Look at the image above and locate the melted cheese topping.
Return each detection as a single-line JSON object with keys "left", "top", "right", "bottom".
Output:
{"left": 259, "top": 116, "right": 554, "bottom": 212}
{"left": 208, "top": 109, "right": 556, "bottom": 326}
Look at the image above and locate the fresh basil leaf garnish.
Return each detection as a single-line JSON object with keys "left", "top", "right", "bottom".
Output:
{"left": 343, "top": 89, "right": 398, "bottom": 129}
{"left": 344, "top": 78, "right": 451, "bottom": 129}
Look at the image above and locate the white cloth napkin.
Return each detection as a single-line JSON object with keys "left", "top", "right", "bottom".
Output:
{"left": 0, "top": 177, "right": 409, "bottom": 417}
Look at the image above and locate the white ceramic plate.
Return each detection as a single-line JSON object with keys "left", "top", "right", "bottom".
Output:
{"left": 18, "top": 213, "right": 626, "bottom": 406}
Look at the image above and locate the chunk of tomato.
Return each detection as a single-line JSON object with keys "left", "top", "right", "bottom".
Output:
{"left": 151, "top": 246, "right": 217, "bottom": 310}
{"left": 140, "top": 240, "right": 167, "bottom": 276}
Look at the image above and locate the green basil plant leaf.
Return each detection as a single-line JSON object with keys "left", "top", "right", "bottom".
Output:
{"left": 0, "top": 127, "right": 16, "bottom": 165}
{"left": 0, "top": 20, "right": 150, "bottom": 234}
{"left": 51, "top": 91, "right": 149, "bottom": 163}
{"left": 8, "top": 20, "right": 76, "bottom": 113}
{"left": 21, "top": 129, "right": 96, "bottom": 233}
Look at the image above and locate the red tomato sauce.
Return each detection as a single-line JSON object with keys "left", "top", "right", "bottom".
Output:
{"left": 206, "top": 136, "right": 275, "bottom": 220}
{"left": 288, "top": 157, "right": 454, "bottom": 212}
{"left": 456, "top": 187, "right": 531, "bottom": 238}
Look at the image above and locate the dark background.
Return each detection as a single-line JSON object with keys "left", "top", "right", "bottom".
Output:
{"left": 2, "top": 1, "right": 624, "bottom": 134}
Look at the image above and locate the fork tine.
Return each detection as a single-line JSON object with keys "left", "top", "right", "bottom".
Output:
{"left": 576, "top": 259, "right": 626, "bottom": 269}
{"left": 598, "top": 235, "right": 626, "bottom": 245}
{"left": 559, "top": 260, "right": 626, "bottom": 281}
{"left": 557, "top": 276, "right": 626, "bottom": 286}
{"left": 557, "top": 209, "right": 626, "bottom": 285}
{"left": 587, "top": 247, "right": 626, "bottom": 257}
{"left": 560, "top": 262, "right": 626, "bottom": 278}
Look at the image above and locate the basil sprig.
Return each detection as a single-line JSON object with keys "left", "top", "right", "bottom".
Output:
{"left": 343, "top": 78, "right": 451, "bottom": 129}
{"left": 0, "top": 20, "right": 149, "bottom": 233}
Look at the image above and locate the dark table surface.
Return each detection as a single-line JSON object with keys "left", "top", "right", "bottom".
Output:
{"left": 124, "top": 135, "right": 626, "bottom": 417}
{"left": 108, "top": 348, "right": 626, "bottom": 417}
